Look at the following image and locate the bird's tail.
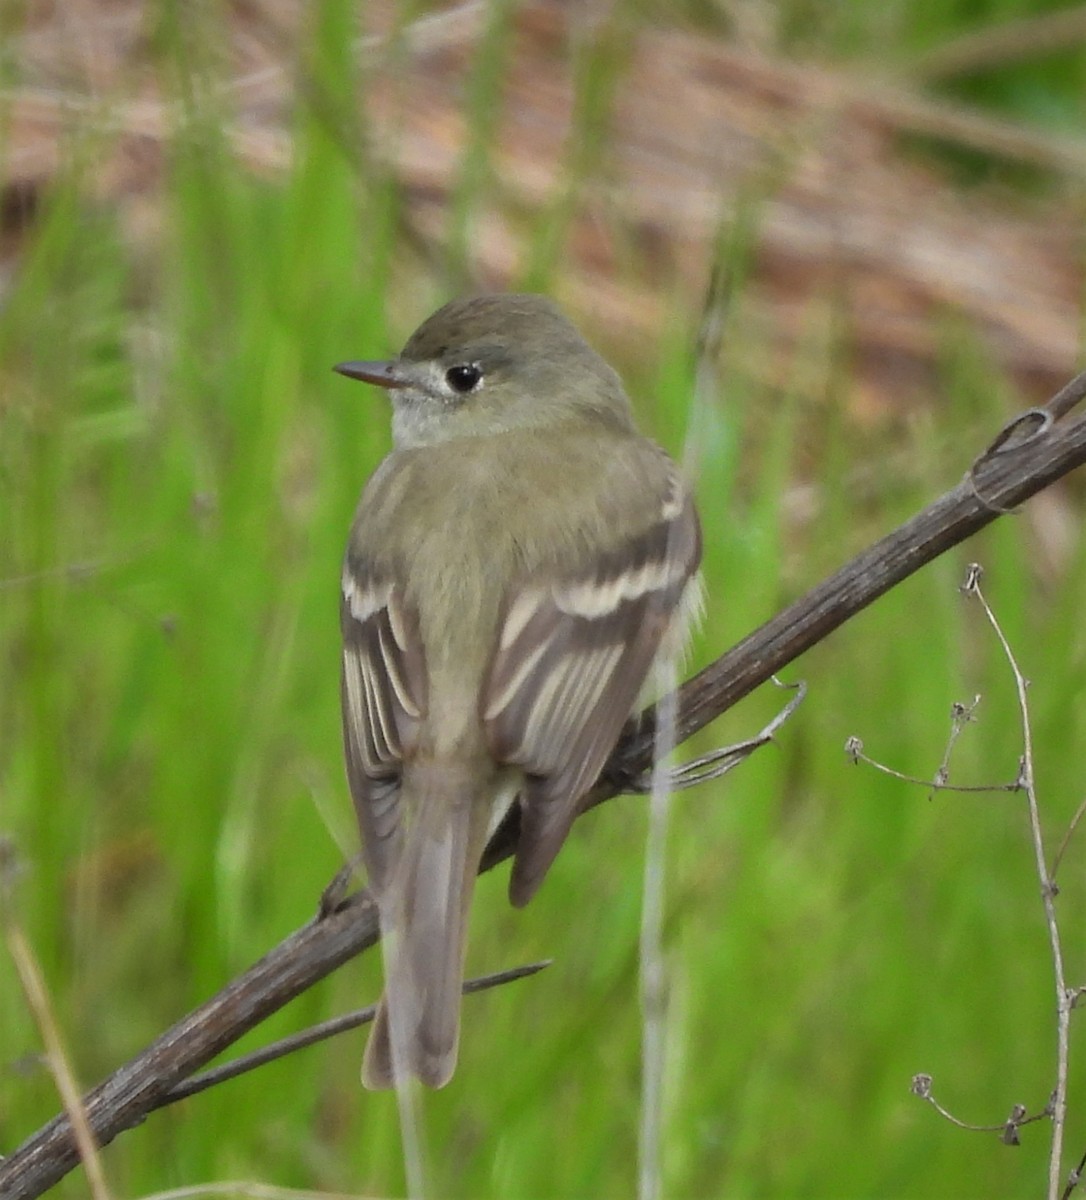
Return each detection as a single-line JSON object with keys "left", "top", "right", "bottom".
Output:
{"left": 362, "top": 762, "right": 489, "bottom": 1090}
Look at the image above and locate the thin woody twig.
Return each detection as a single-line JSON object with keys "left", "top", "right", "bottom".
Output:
{"left": 963, "top": 564, "right": 1070, "bottom": 1199}
{"left": 933, "top": 694, "right": 982, "bottom": 791}
{"left": 864, "top": 563, "right": 1075, "bottom": 1180}
{"left": 624, "top": 679, "right": 806, "bottom": 794}
{"left": 5, "top": 372, "right": 1086, "bottom": 1200}
{"left": 910, "top": 1074, "right": 1050, "bottom": 1145}
{"left": 1061, "top": 1145, "right": 1086, "bottom": 1200}
{"left": 155, "top": 960, "right": 551, "bottom": 1107}
{"left": 1051, "top": 794, "right": 1086, "bottom": 882}
{"left": 843, "top": 733, "right": 1022, "bottom": 795}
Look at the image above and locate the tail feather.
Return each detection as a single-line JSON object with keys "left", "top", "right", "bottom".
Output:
{"left": 362, "top": 764, "right": 487, "bottom": 1090}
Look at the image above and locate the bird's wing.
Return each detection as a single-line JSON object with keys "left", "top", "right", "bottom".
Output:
{"left": 483, "top": 474, "right": 701, "bottom": 906}
{"left": 340, "top": 558, "right": 428, "bottom": 892}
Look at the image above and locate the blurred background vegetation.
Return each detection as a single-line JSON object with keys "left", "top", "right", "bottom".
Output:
{"left": 3, "top": 0, "right": 1086, "bottom": 1196}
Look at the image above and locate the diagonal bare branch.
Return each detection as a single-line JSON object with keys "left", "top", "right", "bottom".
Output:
{"left": 4, "top": 370, "right": 1086, "bottom": 1200}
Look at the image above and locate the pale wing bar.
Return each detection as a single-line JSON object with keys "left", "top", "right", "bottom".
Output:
{"left": 340, "top": 561, "right": 427, "bottom": 891}
{"left": 484, "top": 487, "right": 701, "bottom": 906}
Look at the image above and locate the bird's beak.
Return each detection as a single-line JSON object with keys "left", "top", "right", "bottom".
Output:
{"left": 332, "top": 359, "right": 411, "bottom": 389}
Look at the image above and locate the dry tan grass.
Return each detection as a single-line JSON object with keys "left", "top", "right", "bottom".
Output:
{"left": 3, "top": 0, "right": 1083, "bottom": 414}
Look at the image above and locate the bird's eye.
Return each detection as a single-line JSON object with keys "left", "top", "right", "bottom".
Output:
{"left": 445, "top": 364, "right": 482, "bottom": 394}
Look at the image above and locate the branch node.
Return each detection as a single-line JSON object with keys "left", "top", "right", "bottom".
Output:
{"left": 1002, "top": 1103, "right": 1028, "bottom": 1146}
{"left": 961, "top": 562, "right": 984, "bottom": 594}
{"left": 1014, "top": 755, "right": 1029, "bottom": 789}
{"left": 964, "top": 408, "right": 1051, "bottom": 511}
{"left": 983, "top": 407, "right": 1055, "bottom": 458}
{"left": 318, "top": 855, "right": 364, "bottom": 919}
{"left": 949, "top": 696, "right": 981, "bottom": 726}
{"left": 967, "top": 409, "right": 1054, "bottom": 515}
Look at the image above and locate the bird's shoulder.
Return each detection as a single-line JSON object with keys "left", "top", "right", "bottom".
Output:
{"left": 354, "top": 420, "right": 685, "bottom": 558}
